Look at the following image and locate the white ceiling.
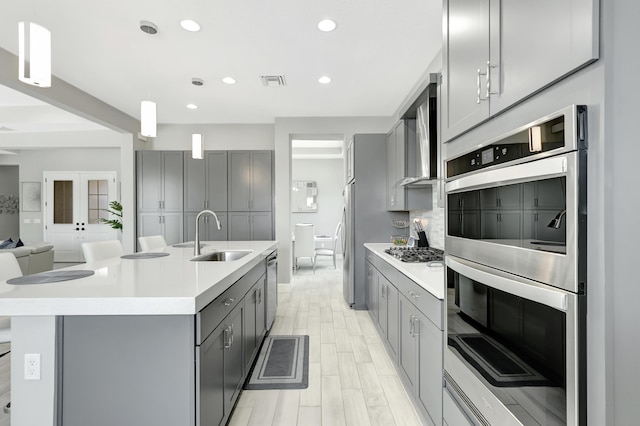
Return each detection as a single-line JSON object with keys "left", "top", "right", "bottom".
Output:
{"left": 0, "top": 0, "right": 442, "bottom": 130}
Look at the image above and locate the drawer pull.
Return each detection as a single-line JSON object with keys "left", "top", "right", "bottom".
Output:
{"left": 408, "top": 291, "right": 420, "bottom": 299}
{"left": 223, "top": 298, "right": 235, "bottom": 307}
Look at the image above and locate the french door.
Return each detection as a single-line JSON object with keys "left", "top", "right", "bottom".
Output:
{"left": 44, "top": 172, "right": 118, "bottom": 262}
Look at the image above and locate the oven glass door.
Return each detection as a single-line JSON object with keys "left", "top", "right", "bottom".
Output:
{"left": 445, "top": 255, "right": 583, "bottom": 426}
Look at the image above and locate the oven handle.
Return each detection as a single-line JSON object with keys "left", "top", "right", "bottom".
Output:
{"left": 446, "top": 255, "right": 569, "bottom": 311}
{"left": 446, "top": 153, "right": 570, "bottom": 193}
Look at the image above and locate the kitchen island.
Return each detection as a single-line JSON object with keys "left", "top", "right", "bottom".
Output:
{"left": 0, "top": 240, "right": 278, "bottom": 426}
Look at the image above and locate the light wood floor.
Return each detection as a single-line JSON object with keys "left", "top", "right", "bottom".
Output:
{"left": 230, "top": 259, "right": 424, "bottom": 426}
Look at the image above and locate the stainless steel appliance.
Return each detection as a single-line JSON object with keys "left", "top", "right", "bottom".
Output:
{"left": 399, "top": 73, "right": 439, "bottom": 187}
{"left": 265, "top": 250, "right": 277, "bottom": 329}
{"left": 384, "top": 246, "right": 444, "bottom": 263}
{"left": 342, "top": 134, "right": 409, "bottom": 308}
{"left": 443, "top": 105, "right": 587, "bottom": 426}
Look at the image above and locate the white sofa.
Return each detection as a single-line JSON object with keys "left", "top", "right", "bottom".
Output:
{"left": 0, "top": 242, "right": 54, "bottom": 275}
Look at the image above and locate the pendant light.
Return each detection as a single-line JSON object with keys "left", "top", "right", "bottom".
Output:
{"left": 18, "top": 21, "right": 51, "bottom": 87}
{"left": 139, "top": 21, "right": 158, "bottom": 138}
{"left": 192, "top": 134, "right": 204, "bottom": 159}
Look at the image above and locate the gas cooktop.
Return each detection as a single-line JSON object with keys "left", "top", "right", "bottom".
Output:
{"left": 384, "top": 246, "right": 444, "bottom": 263}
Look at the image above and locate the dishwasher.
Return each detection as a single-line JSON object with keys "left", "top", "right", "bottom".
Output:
{"left": 266, "top": 250, "right": 278, "bottom": 330}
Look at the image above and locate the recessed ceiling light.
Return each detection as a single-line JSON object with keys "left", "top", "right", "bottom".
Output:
{"left": 222, "top": 77, "right": 236, "bottom": 85}
{"left": 186, "top": 104, "right": 198, "bottom": 110}
{"left": 318, "top": 76, "right": 332, "bottom": 84}
{"left": 317, "top": 19, "right": 337, "bottom": 32}
{"left": 180, "top": 19, "right": 200, "bottom": 32}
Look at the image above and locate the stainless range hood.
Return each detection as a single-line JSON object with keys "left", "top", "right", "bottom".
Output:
{"left": 399, "top": 75, "right": 438, "bottom": 187}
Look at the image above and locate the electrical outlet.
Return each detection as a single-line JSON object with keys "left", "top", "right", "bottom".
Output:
{"left": 24, "top": 353, "right": 41, "bottom": 380}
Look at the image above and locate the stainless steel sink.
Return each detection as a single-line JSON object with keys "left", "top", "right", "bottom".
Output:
{"left": 191, "top": 250, "right": 252, "bottom": 262}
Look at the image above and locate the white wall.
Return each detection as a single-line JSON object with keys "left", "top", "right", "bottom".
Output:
{"left": 0, "top": 165, "right": 20, "bottom": 239}
{"left": 291, "top": 158, "right": 344, "bottom": 252}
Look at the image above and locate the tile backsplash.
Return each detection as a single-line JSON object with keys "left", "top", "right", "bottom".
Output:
{"left": 409, "top": 189, "right": 444, "bottom": 249}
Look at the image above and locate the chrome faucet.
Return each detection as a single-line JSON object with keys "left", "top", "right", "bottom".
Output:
{"left": 547, "top": 209, "right": 567, "bottom": 229}
{"left": 194, "top": 210, "right": 221, "bottom": 255}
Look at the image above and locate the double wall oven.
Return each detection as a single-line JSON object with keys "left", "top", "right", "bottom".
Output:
{"left": 444, "top": 105, "right": 587, "bottom": 425}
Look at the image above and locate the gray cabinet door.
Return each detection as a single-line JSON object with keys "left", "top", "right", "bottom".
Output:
{"left": 251, "top": 151, "right": 273, "bottom": 212}
{"left": 416, "top": 310, "right": 443, "bottom": 425}
{"left": 207, "top": 151, "right": 228, "bottom": 211}
{"left": 399, "top": 295, "right": 417, "bottom": 390}
{"left": 224, "top": 303, "right": 244, "bottom": 416}
{"left": 137, "top": 151, "right": 163, "bottom": 212}
{"left": 228, "top": 213, "right": 251, "bottom": 241}
{"left": 138, "top": 213, "right": 163, "bottom": 239}
{"left": 442, "top": 0, "right": 490, "bottom": 142}
{"left": 386, "top": 130, "right": 396, "bottom": 210}
{"left": 200, "top": 322, "right": 225, "bottom": 426}
{"left": 183, "top": 154, "right": 206, "bottom": 211}
{"left": 251, "top": 212, "right": 273, "bottom": 240}
{"left": 394, "top": 122, "right": 406, "bottom": 209}
{"left": 162, "top": 213, "right": 183, "bottom": 245}
{"left": 377, "top": 276, "right": 389, "bottom": 336}
{"left": 228, "top": 152, "right": 251, "bottom": 211}
{"left": 162, "top": 152, "right": 184, "bottom": 212}
{"left": 368, "top": 264, "right": 379, "bottom": 320}
{"left": 489, "top": 0, "right": 598, "bottom": 115}
{"left": 244, "top": 285, "right": 258, "bottom": 368}
{"left": 386, "top": 283, "right": 399, "bottom": 359}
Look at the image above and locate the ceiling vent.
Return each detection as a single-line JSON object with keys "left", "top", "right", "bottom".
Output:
{"left": 260, "top": 75, "right": 287, "bottom": 87}
{"left": 0, "top": 126, "right": 14, "bottom": 132}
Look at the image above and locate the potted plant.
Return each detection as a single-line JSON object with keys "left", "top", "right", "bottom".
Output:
{"left": 99, "top": 201, "right": 123, "bottom": 231}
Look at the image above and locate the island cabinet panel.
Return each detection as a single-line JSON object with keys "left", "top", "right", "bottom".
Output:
{"left": 244, "top": 273, "right": 267, "bottom": 368}
{"left": 199, "top": 322, "right": 226, "bottom": 426}
{"left": 60, "top": 315, "right": 196, "bottom": 426}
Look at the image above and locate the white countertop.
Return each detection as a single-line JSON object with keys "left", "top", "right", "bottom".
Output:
{"left": 364, "top": 243, "right": 445, "bottom": 300}
{"left": 0, "top": 241, "right": 278, "bottom": 316}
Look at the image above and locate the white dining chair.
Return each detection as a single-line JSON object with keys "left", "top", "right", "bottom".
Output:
{"left": 315, "top": 222, "right": 343, "bottom": 269}
{"left": 81, "top": 240, "right": 125, "bottom": 263}
{"left": 138, "top": 235, "right": 167, "bottom": 251}
{"left": 294, "top": 223, "right": 316, "bottom": 272}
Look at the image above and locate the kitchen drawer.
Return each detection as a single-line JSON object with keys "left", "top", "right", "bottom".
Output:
{"left": 197, "top": 262, "right": 265, "bottom": 344}
{"left": 395, "top": 272, "right": 443, "bottom": 330}
{"left": 375, "top": 256, "right": 399, "bottom": 284}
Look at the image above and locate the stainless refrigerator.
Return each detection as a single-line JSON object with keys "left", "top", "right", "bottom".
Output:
{"left": 342, "top": 134, "right": 409, "bottom": 309}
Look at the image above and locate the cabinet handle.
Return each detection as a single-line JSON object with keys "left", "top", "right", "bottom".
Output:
{"left": 224, "top": 326, "right": 232, "bottom": 349}
{"left": 409, "top": 315, "right": 415, "bottom": 336}
{"left": 230, "top": 324, "right": 234, "bottom": 346}
{"left": 258, "top": 288, "right": 263, "bottom": 304}
{"left": 408, "top": 290, "right": 420, "bottom": 299}
{"left": 486, "top": 61, "right": 498, "bottom": 99}
{"left": 476, "top": 68, "right": 487, "bottom": 104}
{"left": 158, "top": 201, "right": 162, "bottom": 209}
{"left": 158, "top": 216, "right": 162, "bottom": 224}
{"left": 412, "top": 317, "right": 419, "bottom": 337}
{"left": 223, "top": 298, "right": 235, "bottom": 307}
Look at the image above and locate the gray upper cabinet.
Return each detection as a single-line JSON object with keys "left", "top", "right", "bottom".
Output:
{"left": 228, "top": 151, "right": 273, "bottom": 212}
{"left": 184, "top": 151, "right": 228, "bottom": 212}
{"left": 138, "top": 151, "right": 183, "bottom": 212}
{"left": 387, "top": 121, "right": 406, "bottom": 211}
{"left": 442, "top": 0, "right": 599, "bottom": 142}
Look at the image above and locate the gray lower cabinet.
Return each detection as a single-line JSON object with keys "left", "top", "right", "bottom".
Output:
{"left": 365, "top": 248, "right": 443, "bottom": 426}
{"left": 378, "top": 275, "right": 399, "bottom": 358}
{"left": 228, "top": 212, "right": 273, "bottom": 241}
{"left": 244, "top": 274, "right": 267, "bottom": 368}
{"left": 138, "top": 212, "right": 183, "bottom": 245}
